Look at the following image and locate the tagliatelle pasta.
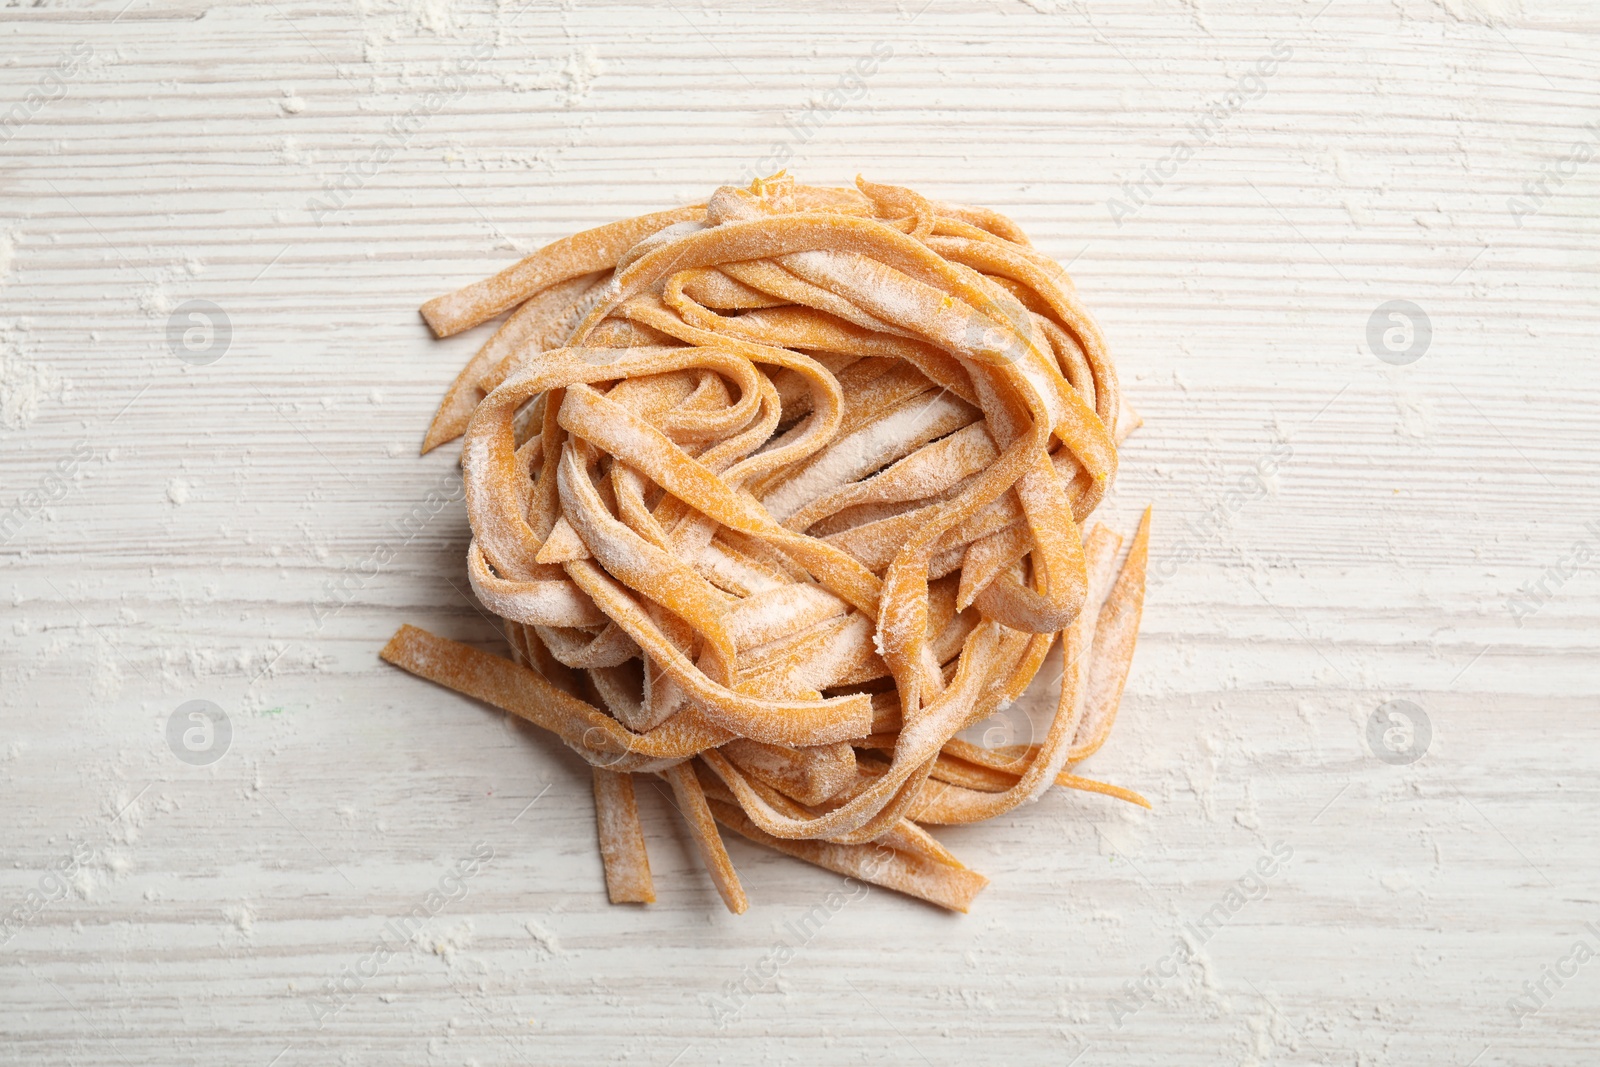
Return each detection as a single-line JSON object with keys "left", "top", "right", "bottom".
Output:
{"left": 382, "top": 175, "right": 1153, "bottom": 913}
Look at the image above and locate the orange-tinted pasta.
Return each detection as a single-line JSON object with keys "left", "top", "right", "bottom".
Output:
{"left": 383, "top": 174, "right": 1151, "bottom": 912}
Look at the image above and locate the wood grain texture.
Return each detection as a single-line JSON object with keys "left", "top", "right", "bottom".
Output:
{"left": 1, "top": 1, "right": 1597, "bottom": 1064}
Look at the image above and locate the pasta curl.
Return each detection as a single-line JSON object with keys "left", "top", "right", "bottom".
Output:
{"left": 384, "top": 175, "right": 1152, "bottom": 912}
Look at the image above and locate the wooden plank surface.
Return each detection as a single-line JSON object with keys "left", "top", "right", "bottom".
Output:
{"left": 2, "top": 1, "right": 1597, "bottom": 1064}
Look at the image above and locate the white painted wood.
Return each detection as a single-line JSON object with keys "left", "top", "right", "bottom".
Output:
{"left": 2, "top": 1, "right": 1597, "bottom": 1063}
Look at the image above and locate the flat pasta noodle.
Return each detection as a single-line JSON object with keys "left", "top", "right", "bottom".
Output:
{"left": 384, "top": 173, "right": 1155, "bottom": 913}
{"left": 593, "top": 767, "right": 655, "bottom": 904}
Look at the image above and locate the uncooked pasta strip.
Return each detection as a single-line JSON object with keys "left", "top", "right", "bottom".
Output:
{"left": 721, "top": 738, "right": 856, "bottom": 807}
{"left": 1069, "top": 507, "right": 1151, "bottom": 760}
{"left": 665, "top": 762, "right": 748, "bottom": 914}
{"left": 707, "top": 799, "right": 988, "bottom": 913}
{"left": 593, "top": 768, "right": 655, "bottom": 904}
{"left": 421, "top": 205, "right": 706, "bottom": 336}
{"left": 380, "top": 624, "right": 732, "bottom": 764}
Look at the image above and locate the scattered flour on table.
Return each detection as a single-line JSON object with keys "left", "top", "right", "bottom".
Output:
{"left": 90, "top": 639, "right": 123, "bottom": 701}
{"left": 0, "top": 321, "right": 59, "bottom": 430}
{"left": 426, "top": 919, "right": 474, "bottom": 961}
{"left": 1239, "top": 1001, "right": 1294, "bottom": 1066}
{"left": 0, "top": 228, "right": 14, "bottom": 283}
{"left": 224, "top": 903, "right": 257, "bottom": 935}
{"left": 70, "top": 864, "right": 99, "bottom": 900}
{"left": 1176, "top": 933, "right": 1228, "bottom": 1014}
{"left": 137, "top": 281, "right": 172, "bottom": 318}
{"left": 524, "top": 918, "right": 564, "bottom": 958}
{"left": 502, "top": 47, "right": 606, "bottom": 105}
{"left": 404, "top": 0, "right": 459, "bottom": 35}
{"left": 356, "top": 0, "right": 475, "bottom": 60}
{"left": 275, "top": 135, "right": 313, "bottom": 165}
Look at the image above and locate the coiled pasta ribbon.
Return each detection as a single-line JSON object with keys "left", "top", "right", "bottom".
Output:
{"left": 384, "top": 175, "right": 1151, "bottom": 912}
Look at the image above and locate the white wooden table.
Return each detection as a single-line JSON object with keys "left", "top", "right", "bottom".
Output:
{"left": 3, "top": 1, "right": 1597, "bottom": 1063}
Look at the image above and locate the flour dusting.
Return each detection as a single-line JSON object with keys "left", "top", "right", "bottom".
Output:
{"left": 0, "top": 322, "right": 57, "bottom": 430}
{"left": 137, "top": 282, "right": 172, "bottom": 318}
{"left": 524, "top": 918, "right": 564, "bottom": 958}
{"left": 503, "top": 48, "right": 606, "bottom": 105}
{"left": 426, "top": 919, "right": 473, "bottom": 961}
{"left": 224, "top": 903, "right": 257, "bottom": 935}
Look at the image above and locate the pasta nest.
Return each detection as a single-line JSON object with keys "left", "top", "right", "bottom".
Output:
{"left": 384, "top": 175, "right": 1151, "bottom": 913}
